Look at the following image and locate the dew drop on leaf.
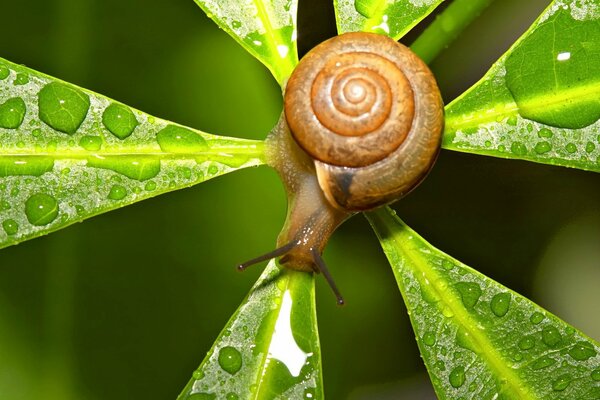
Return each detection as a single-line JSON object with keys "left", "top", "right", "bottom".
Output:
{"left": 218, "top": 346, "right": 242, "bottom": 375}
{"left": 585, "top": 141, "right": 596, "bottom": 153}
{"left": 79, "top": 135, "right": 102, "bottom": 151}
{"left": 510, "top": 141, "right": 527, "bottom": 156}
{"left": 568, "top": 341, "right": 597, "bottom": 361}
{"left": 354, "top": 0, "right": 377, "bottom": 17}
{"left": 38, "top": 82, "right": 90, "bottom": 134}
{"left": 226, "top": 393, "right": 239, "bottom": 400}
{"left": 449, "top": 366, "right": 466, "bottom": 388}
{"left": 537, "top": 128, "right": 553, "bottom": 138}
{"left": 2, "top": 219, "right": 18, "bottom": 235}
{"left": 490, "top": 292, "right": 511, "bottom": 317}
{"left": 192, "top": 369, "right": 203, "bottom": 380}
{"left": 454, "top": 282, "right": 482, "bottom": 309}
{"left": 14, "top": 73, "right": 29, "bottom": 85}
{"left": 565, "top": 143, "right": 578, "bottom": 153}
{"left": 541, "top": 325, "right": 562, "bottom": 348}
{"left": 530, "top": 312, "right": 544, "bottom": 325}
{"left": 0, "top": 97, "right": 26, "bottom": 129}
{"left": 156, "top": 125, "right": 208, "bottom": 153}
{"left": 25, "top": 193, "right": 58, "bottom": 226}
{"left": 423, "top": 331, "right": 436, "bottom": 346}
{"left": 0, "top": 64, "right": 9, "bottom": 80}
{"left": 551, "top": 374, "right": 571, "bottom": 391}
{"left": 518, "top": 335, "right": 535, "bottom": 350}
{"left": 108, "top": 185, "right": 127, "bottom": 200}
{"left": 534, "top": 141, "right": 552, "bottom": 154}
{"left": 591, "top": 368, "right": 600, "bottom": 381}
{"left": 144, "top": 181, "right": 157, "bottom": 191}
{"left": 102, "top": 103, "right": 138, "bottom": 139}
{"left": 531, "top": 355, "right": 556, "bottom": 370}
{"left": 88, "top": 156, "right": 160, "bottom": 181}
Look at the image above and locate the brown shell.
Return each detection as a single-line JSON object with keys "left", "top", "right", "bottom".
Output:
{"left": 284, "top": 32, "right": 444, "bottom": 212}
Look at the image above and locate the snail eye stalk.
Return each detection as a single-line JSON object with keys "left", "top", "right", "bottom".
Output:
{"left": 237, "top": 241, "right": 345, "bottom": 306}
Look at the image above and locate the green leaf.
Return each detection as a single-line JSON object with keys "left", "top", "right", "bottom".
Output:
{"left": 334, "top": 0, "right": 446, "bottom": 40}
{"left": 367, "top": 207, "right": 600, "bottom": 399}
{"left": 0, "top": 57, "right": 264, "bottom": 249}
{"left": 444, "top": 0, "right": 600, "bottom": 172}
{"left": 178, "top": 261, "right": 323, "bottom": 400}
{"left": 193, "top": 0, "right": 298, "bottom": 87}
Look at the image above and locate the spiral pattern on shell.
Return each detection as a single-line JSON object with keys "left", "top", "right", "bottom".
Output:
{"left": 283, "top": 32, "right": 444, "bottom": 212}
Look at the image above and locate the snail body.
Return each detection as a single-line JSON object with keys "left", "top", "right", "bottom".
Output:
{"left": 241, "top": 32, "right": 444, "bottom": 303}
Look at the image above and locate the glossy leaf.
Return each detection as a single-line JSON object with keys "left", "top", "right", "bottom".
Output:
{"left": 0, "top": 58, "right": 264, "bottom": 249}
{"left": 444, "top": 0, "right": 600, "bottom": 173}
{"left": 193, "top": 0, "right": 298, "bottom": 87}
{"left": 178, "top": 261, "right": 323, "bottom": 400}
{"left": 334, "top": 0, "right": 445, "bottom": 40}
{"left": 368, "top": 207, "right": 600, "bottom": 399}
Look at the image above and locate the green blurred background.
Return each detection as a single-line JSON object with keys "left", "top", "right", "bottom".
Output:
{"left": 0, "top": 0, "right": 598, "bottom": 398}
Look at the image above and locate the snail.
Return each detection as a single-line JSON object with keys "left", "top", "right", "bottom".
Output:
{"left": 238, "top": 32, "right": 444, "bottom": 304}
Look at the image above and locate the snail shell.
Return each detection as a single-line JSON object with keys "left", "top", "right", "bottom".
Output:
{"left": 284, "top": 32, "right": 444, "bottom": 211}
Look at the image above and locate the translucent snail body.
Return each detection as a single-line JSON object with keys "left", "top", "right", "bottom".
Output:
{"left": 239, "top": 32, "right": 444, "bottom": 304}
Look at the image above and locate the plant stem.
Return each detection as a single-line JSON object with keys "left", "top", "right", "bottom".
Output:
{"left": 410, "top": 0, "right": 496, "bottom": 64}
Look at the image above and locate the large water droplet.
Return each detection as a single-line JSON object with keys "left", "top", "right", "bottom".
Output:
{"left": 541, "top": 326, "right": 562, "bottom": 348}
{"left": 2, "top": 219, "right": 18, "bottom": 235}
{"left": 38, "top": 82, "right": 90, "bottom": 134}
{"left": 537, "top": 128, "right": 553, "bottom": 138}
{"left": 423, "top": 332, "right": 436, "bottom": 346}
{"left": 102, "top": 103, "right": 138, "bottom": 139}
{"left": 156, "top": 125, "right": 208, "bottom": 153}
{"left": 108, "top": 185, "right": 127, "bottom": 200}
{"left": 226, "top": 393, "right": 239, "bottom": 400}
{"left": 218, "top": 346, "right": 242, "bottom": 375}
{"left": 354, "top": 0, "right": 378, "bottom": 17}
{"left": 0, "top": 97, "right": 26, "bottom": 129}
{"left": 518, "top": 335, "right": 535, "bottom": 350}
{"left": 79, "top": 135, "right": 102, "bottom": 151}
{"left": 449, "top": 366, "right": 466, "bottom": 388}
{"left": 504, "top": 10, "right": 600, "bottom": 129}
{"left": 455, "top": 282, "right": 482, "bottom": 309}
{"left": 456, "top": 328, "right": 480, "bottom": 354}
{"left": 14, "top": 73, "right": 29, "bottom": 85}
{"left": 0, "top": 156, "right": 54, "bottom": 177}
{"left": 568, "top": 341, "right": 597, "bottom": 361}
{"left": 551, "top": 374, "right": 571, "bottom": 391}
{"left": 87, "top": 156, "right": 160, "bottom": 181}
{"left": 592, "top": 368, "right": 600, "bottom": 381}
{"left": 490, "top": 292, "right": 511, "bottom": 317}
{"left": 25, "top": 193, "right": 59, "bottom": 226}
{"left": 0, "top": 64, "right": 9, "bottom": 80}
{"left": 510, "top": 141, "right": 527, "bottom": 156}
{"left": 534, "top": 141, "right": 552, "bottom": 154}
{"left": 531, "top": 355, "right": 556, "bottom": 370}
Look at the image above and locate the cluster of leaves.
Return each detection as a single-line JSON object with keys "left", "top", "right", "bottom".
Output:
{"left": 0, "top": 0, "right": 598, "bottom": 398}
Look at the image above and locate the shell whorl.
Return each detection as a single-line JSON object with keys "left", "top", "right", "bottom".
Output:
{"left": 284, "top": 32, "right": 444, "bottom": 212}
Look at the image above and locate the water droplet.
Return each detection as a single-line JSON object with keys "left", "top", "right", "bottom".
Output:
{"left": 423, "top": 332, "right": 436, "bottom": 346}
{"left": 537, "top": 128, "right": 553, "bottom": 138}
{"left": 456, "top": 328, "right": 480, "bottom": 353}
{"left": 108, "top": 185, "right": 127, "bottom": 200}
{"left": 102, "top": 103, "right": 138, "bottom": 139}
{"left": 510, "top": 141, "right": 527, "bottom": 155}
{"left": 14, "top": 73, "right": 29, "bottom": 85}
{"left": 0, "top": 156, "right": 54, "bottom": 177}
{"left": 552, "top": 374, "right": 571, "bottom": 391}
{"left": 156, "top": 125, "right": 208, "bottom": 153}
{"left": 0, "top": 64, "right": 9, "bottom": 80}
{"left": 455, "top": 282, "right": 482, "bottom": 309}
{"left": 504, "top": 10, "right": 599, "bottom": 129}
{"left": 531, "top": 355, "right": 556, "bottom": 370}
{"left": 2, "top": 219, "right": 18, "bottom": 235}
{"left": 449, "top": 366, "right": 466, "bottom": 388}
{"left": 226, "top": 393, "right": 239, "bottom": 400}
{"left": 498, "top": 144, "right": 506, "bottom": 152}
{"left": 591, "top": 368, "right": 600, "bottom": 381}
{"left": 79, "top": 135, "right": 102, "bottom": 151}
{"left": 207, "top": 164, "right": 219, "bottom": 176}
{"left": 0, "top": 97, "right": 26, "bottom": 129}
{"left": 541, "top": 326, "right": 562, "bottom": 348}
{"left": 534, "top": 141, "right": 552, "bottom": 154}
{"left": 38, "top": 82, "right": 90, "bottom": 134}
{"left": 585, "top": 141, "right": 596, "bottom": 153}
{"left": 354, "top": 0, "right": 377, "bottom": 17}
{"left": 87, "top": 156, "right": 160, "bottom": 181}
{"left": 303, "top": 388, "right": 316, "bottom": 399}
{"left": 565, "top": 143, "right": 577, "bottom": 153}
{"left": 507, "top": 116, "right": 518, "bottom": 126}
{"left": 490, "top": 292, "right": 511, "bottom": 317}
{"left": 530, "top": 312, "right": 544, "bottom": 324}
{"left": 218, "top": 346, "right": 242, "bottom": 375}
{"left": 568, "top": 341, "right": 596, "bottom": 361}
{"left": 186, "top": 393, "right": 215, "bottom": 400}
{"left": 25, "top": 193, "right": 59, "bottom": 226}
{"left": 442, "top": 260, "right": 454, "bottom": 270}
{"left": 231, "top": 20, "right": 242, "bottom": 29}
{"left": 518, "top": 335, "right": 535, "bottom": 350}
{"left": 144, "top": 181, "right": 156, "bottom": 191}
{"left": 192, "top": 369, "right": 204, "bottom": 379}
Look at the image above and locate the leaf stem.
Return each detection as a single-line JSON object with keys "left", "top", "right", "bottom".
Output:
{"left": 410, "top": 0, "right": 496, "bottom": 64}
